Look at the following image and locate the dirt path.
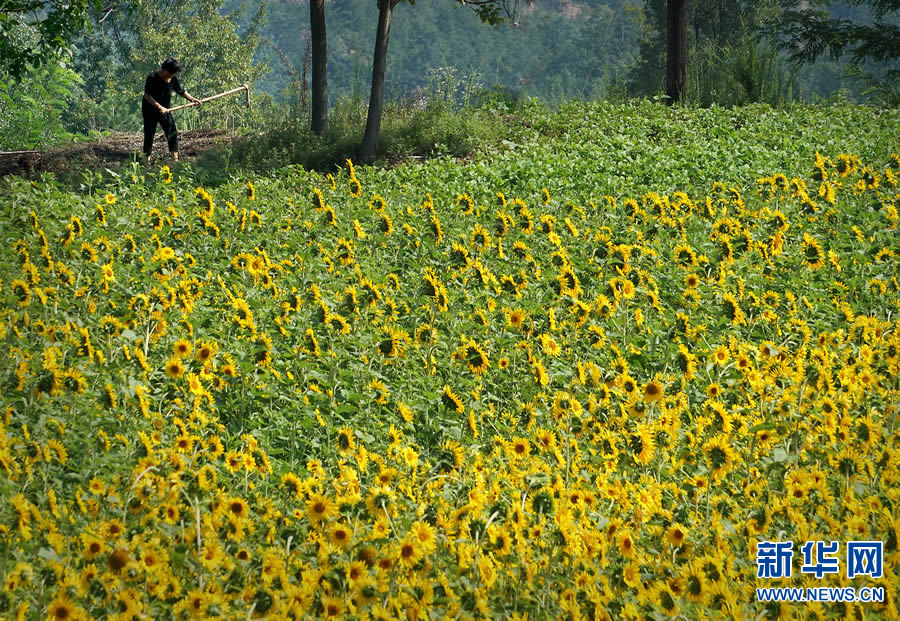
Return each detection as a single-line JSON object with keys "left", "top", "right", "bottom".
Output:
{"left": 0, "top": 129, "right": 232, "bottom": 179}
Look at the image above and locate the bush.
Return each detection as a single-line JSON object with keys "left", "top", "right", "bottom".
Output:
{"left": 0, "top": 58, "right": 82, "bottom": 150}
{"left": 195, "top": 74, "right": 510, "bottom": 178}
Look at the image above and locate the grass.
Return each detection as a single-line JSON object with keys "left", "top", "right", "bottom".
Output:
{"left": 191, "top": 90, "right": 516, "bottom": 185}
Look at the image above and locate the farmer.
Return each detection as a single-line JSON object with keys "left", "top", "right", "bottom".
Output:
{"left": 141, "top": 58, "right": 202, "bottom": 163}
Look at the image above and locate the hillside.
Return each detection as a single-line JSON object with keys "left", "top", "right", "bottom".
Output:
{"left": 251, "top": 0, "right": 873, "bottom": 104}
{"left": 258, "top": 0, "right": 640, "bottom": 102}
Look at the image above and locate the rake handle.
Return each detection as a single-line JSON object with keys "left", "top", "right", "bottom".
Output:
{"left": 167, "top": 84, "right": 250, "bottom": 113}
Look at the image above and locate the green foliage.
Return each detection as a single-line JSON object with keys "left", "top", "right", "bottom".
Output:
{"left": 0, "top": 0, "right": 98, "bottom": 78}
{"left": 195, "top": 73, "right": 511, "bottom": 180}
{"left": 0, "top": 57, "right": 83, "bottom": 149}
{"left": 780, "top": 1, "right": 900, "bottom": 104}
{"left": 685, "top": 31, "right": 795, "bottom": 107}
{"left": 629, "top": 0, "right": 895, "bottom": 105}
{"left": 780, "top": 0, "right": 900, "bottom": 65}
{"left": 454, "top": 0, "right": 532, "bottom": 25}
{"left": 628, "top": 0, "right": 777, "bottom": 98}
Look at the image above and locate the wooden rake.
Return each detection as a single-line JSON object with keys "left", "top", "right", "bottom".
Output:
{"left": 167, "top": 83, "right": 251, "bottom": 113}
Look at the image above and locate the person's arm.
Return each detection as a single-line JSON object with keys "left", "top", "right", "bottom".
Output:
{"left": 174, "top": 76, "right": 202, "bottom": 106}
{"left": 143, "top": 91, "right": 169, "bottom": 115}
{"left": 181, "top": 90, "right": 202, "bottom": 105}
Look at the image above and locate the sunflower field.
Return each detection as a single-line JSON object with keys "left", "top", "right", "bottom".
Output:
{"left": 0, "top": 101, "right": 898, "bottom": 620}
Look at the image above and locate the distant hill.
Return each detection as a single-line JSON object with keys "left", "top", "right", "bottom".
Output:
{"left": 242, "top": 0, "right": 888, "bottom": 105}
{"left": 253, "top": 0, "right": 641, "bottom": 103}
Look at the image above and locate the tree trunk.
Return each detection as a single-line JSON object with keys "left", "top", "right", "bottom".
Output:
{"left": 310, "top": 0, "right": 328, "bottom": 135}
{"left": 359, "top": 0, "right": 397, "bottom": 164}
{"left": 665, "top": 0, "right": 687, "bottom": 104}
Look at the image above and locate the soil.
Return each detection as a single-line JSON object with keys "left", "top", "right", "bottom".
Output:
{"left": 0, "top": 129, "right": 232, "bottom": 180}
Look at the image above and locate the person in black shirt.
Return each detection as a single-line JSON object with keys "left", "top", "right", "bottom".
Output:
{"left": 142, "top": 58, "right": 202, "bottom": 163}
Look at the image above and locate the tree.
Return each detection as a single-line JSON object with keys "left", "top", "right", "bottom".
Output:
{"left": 0, "top": 0, "right": 110, "bottom": 78}
{"left": 309, "top": 0, "right": 327, "bottom": 135}
{"left": 358, "top": 0, "right": 404, "bottom": 164}
{"left": 454, "top": 0, "right": 531, "bottom": 24}
{"left": 629, "top": 1, "right": 784, "bottom": 101}
{"left": 780, "top": 1, "right": 899, "bottom": 65}
{"left": 0, "top": 56, "right": 83, "bottom": 149}
{"left": 358, "top": 0, "right": 532, "bottom": 164}
{"left": 665, "top": 0, "right": 687, "bottom": 102}
{"left": 777, "top": 1, "right": 899, "bottom": 102}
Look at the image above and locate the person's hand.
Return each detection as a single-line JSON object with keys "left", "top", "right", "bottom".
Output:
{"left": 191, "top": 97, "right": 202, "bottom": 107}
{"left": 159, "top": 106, "right": 170, "bottom": 115}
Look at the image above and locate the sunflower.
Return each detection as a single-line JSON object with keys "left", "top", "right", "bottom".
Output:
{"left": 306, "top": 493, "right": 338, "bottom": 524}
{"left": 643, "top": 379, "right": 664, "bottom": 403}
{"left": 552, "top": 391, "right": 583, "bottom": 417}
{"left": 396, "top": 535, "right": 424, "bottom": 569}
{"left": 608, "top": 277, "right": 635, "bottom": 301}
{"left": 673, "top": 243, "right": 698, "bottom": 267}
{"left": 81, "top": 533, "right": 106, "bottom": 560}
{"left": 194, "top": 340, "right": 217, "bottom": 365}
{"left": 471, "top": 224, "right": 492, "bottom": 248}
{"left": 408, "top": 520, "right": 437, "bottom": 555}
{"left": 618, "top": 374, "right": 639, "bottom": 398}
{"left": 321, "top": 596, "right": 344, "bottom": 618}
{"left": 557, "top": 266, "right": 582, "bottom": 297}
{"left": 622, "top": 562, "right": 641, "bottom": 588}
{"left": 196, "top": 465, "right": 217, "bottom": 491}
{"left": 705, "top": 382, "right": 723, "bottom": 400}
{"left": 172, "top": 338, "right": 192, "bottom": 359}
{"left": 337, "top": 426, "right": 356, "bottom": 452}
{"left": 495, "top": 211, "right": 512, "bottom": 237}
{"left": 722, "top": 293, "right": 746, "bottom": 326}
{"left": 683, "top": 560, "right": 707, "bottom": 603}
{"left": 704, "top": 434, "right": 737, "bottom": 482}
{"left": 164, "top": 357, "right": 185, "bottom": 379}
{"left": 369, "top": 378, "right": 390, "bottom": 405}
{"left": 175, "top": 588, "right": 209, "bottom": 619}
{"left": 421, "top": 267, "right": 440, "bottom": 297}
{"left": 441, "top": 385, "right": 465, "bottom": 413}
{"left": 509, "top": 437, "right": 531, "bottom": 460}
{"left": 326, "top": 312, "right": 351, "bottom": 335}
{"left": 456, "top": 339, "right": 490, "bottom": 375}
{"left": 800, "top": 232, "right": 825, "bottom": 269}
{"left": 231, "top": 298, "right": 255, "bottom": 331}
{"left": 665, "top": 524, "right": 687, "bottom": 547}
{"left": 321, "top": 205, "right": 337, "bottom": 226}
{"left": 99, "top": 518, "right": 125, "bottom": 540}
{"left": 490, "top": 526, "right": 513, "bottom": 556}
{"left": 376, "top": 329, "right": 408, "bottom": 358}
{"left": 329, "top": 522, "right": 353, "bottom": 549}
{"left": 734, "top": 351, "right": 752, "bottom": 373}
{"left": 539, "top": 333, "right": 561, "bottom": 357}
{"left": 47, "top": 593, "right": 85, "bottom": 621}
{"left": 107, "top": 548, "right": 130, "bottom": 573}
{"left": 594, "top": 294, "right": 615, "bottom": 318}
{"left": 455, "top": 193, "right": 475, "bottom": 215}
{"left": 224, "top": 496, "right": 249, "bottom": 522}
{"left": 506, "top": 308, "right": 527, "bottom": 330}
{"left": 630, "top": 424, "right": 656, "bottom": 465}
{"left": 428, "top": 214, "right": 444, "bottom": 242}
{"left": 433, "top": 283, "right": 449, "bottom": 312}
{"left": 711, "top": 345, "right": 730, "bottom": 365}
{"left": 716, "top": 236, "right": 734, "bottom": 263}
